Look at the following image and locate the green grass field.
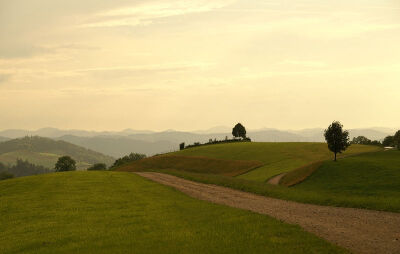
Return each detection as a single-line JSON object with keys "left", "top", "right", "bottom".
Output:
{"left": 117, "top": 154, "right": 263, "bottom": 176}
{"left": 0, "top": 171, "right": 347, "bottom": 254}
{"left": 0, "top": 150, "right": 91, "bottom": 170}
{"left": 292, "top": 150, "right": 400, "bottom": 208}
{"left": 173, "top": 143, "right": 381, "bottom": 181}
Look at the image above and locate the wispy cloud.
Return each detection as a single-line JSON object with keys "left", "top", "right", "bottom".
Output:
{"left": 0, "top": 74, "right": 11, "bottom": 84}
{"left": 81, "top": 0, "right": 235, "bottom": 28}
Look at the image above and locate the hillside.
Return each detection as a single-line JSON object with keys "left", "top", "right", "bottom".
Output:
{"left": 117, "top": 154, "right": 263, "bottom": 176}
{"left": 291, "top": 150, "right": 400, "bottom": 209}
{"left": 57, "top": 135, "right": 175, "bottom": 157}
{"left": 171, "top": 142, "right": 381, "bottom": 181}
{"left": 0, "top": 172, "right": 346, "bottom": 254}
{"left": 0, "top": 136, "right": 10, "bottom": 142}
{"left": 0, "top": 127, "right": 394, "bottom": 156}
{"left": 0, "top": 136, "right": 114, "bottom": 170}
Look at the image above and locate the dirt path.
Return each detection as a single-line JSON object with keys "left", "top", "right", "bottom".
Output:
{"left": 136, "top": 172, "right": 400, "bottom": 254}
{"left": 267, "top": 172, "right": 286, "bottom": 185}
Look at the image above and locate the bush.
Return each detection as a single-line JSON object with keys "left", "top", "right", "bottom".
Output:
{"left": 87, "top": 163, "right": 107, "bottom": 171}
{"left": 111, "top": 153, "right": 147, "bottom": 168}
{"left": 0, "top": 171, "right": 14, "bottom": 181}
{"left": 55, "top": 156, "right": 76, "bottom": 172}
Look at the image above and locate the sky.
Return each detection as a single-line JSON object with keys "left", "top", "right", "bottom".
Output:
{"left": 0, "top": 0, "right": 399, "bottom": 131}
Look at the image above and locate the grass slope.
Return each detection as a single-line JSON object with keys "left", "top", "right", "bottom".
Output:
{"left": 173, "top": 143, "right": 381, "bottom": 181}
{"left": 292, "top": 150, "right": 400, "bottom": 209}
{"left": 0, "top": 172, "right": 347, "bottom": 254}
{"left": 0, "top": 136, "right": 114, "bottom": 170}
{"left": 117, "top": 154, "right": 262, "bottom": 176}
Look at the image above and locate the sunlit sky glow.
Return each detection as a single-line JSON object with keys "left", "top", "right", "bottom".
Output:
{"left": 1, "top": 0, "right": 399, "bottom": 131}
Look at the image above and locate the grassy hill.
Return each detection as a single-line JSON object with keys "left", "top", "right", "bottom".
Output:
{"left": 172, "top": 142, "right": 381, "bottom": 181}
{"left": 0, "top": 136, "right": 114, "bottom": 170}
{"left": 0, "top": 171, "right": 347, "bottom": 254}
{"left": 290, "top": 150, "right": 400, "bottom": 209}
{"left": 115, "top": 142, "right": 400, "bottom": 211}
{"left": 117, "top": 154, "right": 262, "bottom": 177}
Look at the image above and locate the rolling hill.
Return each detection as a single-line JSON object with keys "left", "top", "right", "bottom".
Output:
{"left": 57, "top": 135, "right": 175, "bottom": 158}
{"left": 0, "top": 171, "right": 347, "bottom": 254}
{"left": 0, "top": 136, "right": 114, "bottom": 170}
{"left": 0, "top": 127, "right": 394, "bottom": 156}
{"left": 291, "top": 150, "right": 400, "bottom": 209}
{"left": 0, "top": 136, "right": 10, "bottom": 142}
{"left": 169, "top": 142, "right": 381, "bottom": 181}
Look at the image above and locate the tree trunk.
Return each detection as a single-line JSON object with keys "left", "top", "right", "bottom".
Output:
{"left": 334, "top": 152, "right": 337, "bottom": 162}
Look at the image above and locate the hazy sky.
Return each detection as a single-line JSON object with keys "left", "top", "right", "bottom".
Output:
{"left": 1, "top": 0, "right": 399, "bottom": 131}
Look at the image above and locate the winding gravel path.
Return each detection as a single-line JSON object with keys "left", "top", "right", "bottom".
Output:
{"left": 136, "top": 172, "right": 400, "bottom": 254}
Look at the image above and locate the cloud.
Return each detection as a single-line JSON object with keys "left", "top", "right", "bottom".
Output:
{"left": 278, "top": 60, "right": 327, "bottom": 68}
{"left": 0, "top": 74, "right": 11, "bottom": 84}
{"left": 80, "top": 0, "right": 235, "bottom": 28}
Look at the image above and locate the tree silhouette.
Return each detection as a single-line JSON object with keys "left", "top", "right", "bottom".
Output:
{"left": 55, "top": 156, "right": 76, "bottom": 172}
{"left": 232, "top": 123, "right": 246, "bottom": 139}
{"left": 324, "top": 121, "right": 350, "bottom": 161}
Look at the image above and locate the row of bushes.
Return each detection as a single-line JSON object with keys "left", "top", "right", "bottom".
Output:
{"left": 181, "top": 137, "right": 252, "bottom": 150}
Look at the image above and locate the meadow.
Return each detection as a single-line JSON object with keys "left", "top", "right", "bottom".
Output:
{"left": 173, "top": 142, "right": 380, "bottom": 181}
{"left": 293, "top": 150, "right": 400, "bottom": 206}
{"left": 0, "top": 171, "right": 347, "bottom": 254}
{"left": 117, "top": 143, "right": 400, "bottom": 212}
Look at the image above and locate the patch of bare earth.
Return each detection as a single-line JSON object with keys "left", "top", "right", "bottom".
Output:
{"left": 136, "top": 172, "right": 400, "bottom": 254}
{"left": 267, "top": 172, "right": 286, "bottom": 185}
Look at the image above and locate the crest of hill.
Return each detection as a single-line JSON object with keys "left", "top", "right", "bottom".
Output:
{"left": 0, "top": 136, "right": 114, "bottom": 169}
{"left": 120, "top": 142, "right": 381, "bottom": 182}
{"left": 117, "top": 154, "right": 263, "bottom": 177}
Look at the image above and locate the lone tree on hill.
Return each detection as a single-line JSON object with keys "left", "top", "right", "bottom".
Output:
{"left": 55, "top": 156, "right": 76, "bottom": 172}
{"left": 232, "top": 123, "right": 246, "bottom": 139}
{"left": 324, "top": 121, "right": 350, "bottom": 161}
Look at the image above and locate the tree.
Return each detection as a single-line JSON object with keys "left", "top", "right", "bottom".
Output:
{"left": 382, "top": 135, "right": 395, "bottom": 147}
{"left": 351, "top": 136, "right": 371, "bottom": 145}
{"left": 111, "top": 153, "right": 146, "bottom": 168}
{"left": 0, "top": 171, "right": 14, "bottom": 181}
{"left": 324, "top": 121, "right": 350, "bottom": 161}
{"left": 394, "top": 130, "right": 400, "bottom": 150}
{"left": 232, "top": 123, "right": 246, "bottom": 139}
{"left": 87, "top": 163, "right": 107, "bottom": 171}
{"left": 55, "top": 156, "right": 76, "bottom": 172}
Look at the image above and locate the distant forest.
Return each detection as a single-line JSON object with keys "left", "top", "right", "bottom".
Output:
{"left": 0, "top": 159, "right": 50, "bottom": 179}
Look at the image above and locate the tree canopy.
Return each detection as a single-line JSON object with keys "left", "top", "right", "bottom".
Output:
{"left": 55, "top": 156, "right": 76, "bottom": 172}
{"left": 111, "top": 153, "right": 147, "bottom": 168}
{"left": 232, "top": 123, "right": 246, "bottom": 138}
{"left": 324, "top": 121, "right": 350, "bottom": 161}
{"left": 394, "top": 130, "right": 400, "bottom": 150}
{"left": 87, "top": 163, "right": 107, "bottom": 171}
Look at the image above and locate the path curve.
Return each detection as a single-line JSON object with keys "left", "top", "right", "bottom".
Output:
{"left": 267, "top": 172, "right": 286, "bottom": 185}
{"left": 136, "top": 172, "right": 400, "bottom": 254}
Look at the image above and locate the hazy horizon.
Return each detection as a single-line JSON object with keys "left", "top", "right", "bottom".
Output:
{"left": 0, "top": 125, "right": 398, "bottom": 134}
{"left": 1, "top": 0, "right": 400, "bottom": 131}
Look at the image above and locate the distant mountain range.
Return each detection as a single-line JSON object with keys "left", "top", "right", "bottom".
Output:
{"left": 0, "top": 127, "right": 396, "bottom": 157}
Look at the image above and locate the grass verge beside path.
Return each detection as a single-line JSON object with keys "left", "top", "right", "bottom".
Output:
{"left": 149, "top": 168, "right": 400, "bottom": 213}
{"left": 0, "top": 171, "right": 348, "bottom": 254}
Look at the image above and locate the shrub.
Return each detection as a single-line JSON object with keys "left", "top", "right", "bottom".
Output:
{"left": 87, "top": 163, "right": 107, "bottom": 171}
{"left": 111, "top": 153, "right": 147, "bottom": 168}
{"left": 55, "top": 156, "right": 76, "bottom": 172}
{"left": 0, "top": 171, "right": 14, "bottom": 181}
